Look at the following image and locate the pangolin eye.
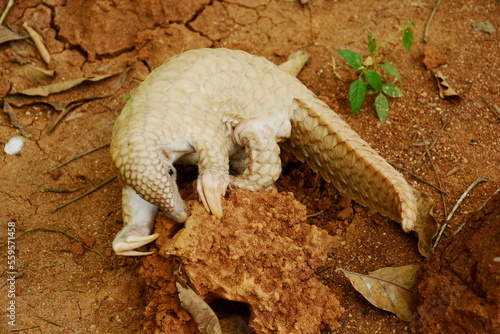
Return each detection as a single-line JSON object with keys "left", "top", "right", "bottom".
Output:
{"left": 168, "top": 166, "right": 175, "bottom": 177}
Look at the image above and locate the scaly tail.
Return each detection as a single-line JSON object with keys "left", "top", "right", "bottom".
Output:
{"left": 282, "top": 94, "right": 417, "bottom": 231}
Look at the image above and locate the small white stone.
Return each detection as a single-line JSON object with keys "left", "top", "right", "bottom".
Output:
{"left": 4, "top": 136, "right": 25, "bottom": 155}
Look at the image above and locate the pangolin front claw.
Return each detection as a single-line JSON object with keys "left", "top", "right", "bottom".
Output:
{"left": 112, "top": 232, "right": 160, "bottom": 256}
{"left": 197, "top": 172, "right": 227, "bottom": 218}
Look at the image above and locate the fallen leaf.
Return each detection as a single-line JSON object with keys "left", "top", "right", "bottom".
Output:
{"left": 0, "top": 25, "right": 25, "bottom": 44}
{"left": 3, "top": 101, "right": 32, "bottom": 138}
{"left": 4, "top": 67, "right": 132, "bottom": 134}
{"left": 338, "top": 264, "right": 419, "bottom": 322}
{"left": 13, "top": 68, "right": 131, "bottom": 97}
{"left": 17, "top": 64, "right": 55, "bottom": 84}
{"left": 471, "top": 21, "right": 496, "bottom": 34}
{"left": 14, "top": 72, "right": 121, "bottom": 97}
{"left": 176, "top": 282, "right": 222, "bottom": 334}
{"left": 434, "top": 71, "right": 461, "bottom": 104}
{"left": 412, "top": 189, "right": 439, "bottom": 257}
{"left": 23, "top": 22, "right": 51, "bottom": 64}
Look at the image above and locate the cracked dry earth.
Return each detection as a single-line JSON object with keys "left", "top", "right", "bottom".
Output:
{"left": 0, "top": 0, "right": 499, "bottom": 333}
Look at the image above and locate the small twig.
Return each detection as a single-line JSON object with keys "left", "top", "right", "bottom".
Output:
{"left": 415, "top": 110, "right": 451, "bottom": 167}
{"left": 0, "top": 226, "right": 103, "bottom": 257}
{"left": 34, "top": 314, "right": 62, "bottom": 327}
{"left": 419, "top": 128, "right": 447, "bottom": 221}
{"left": 433, "top": 176, "right": 489, "bottom": 248}
{"left": 482, "top": 96, "right": 500, "bottom": 120}
{"left": 46, "top": 101, "right": 86, "bottom": 134}
{"left": 424, "top": 0, "right": 443, "bottom": 43}
{"left": 390, "top": 162, "right": 447, "bottom": 194}
{"left": 47, "top": 143, "right": 110, "bottom": 173}
{"left": 51, "top": 175, "right": 117, "bottom": 213}
{"left": 0, "top": 0, "right": 14, "bottom": 25}
{"left": 306, "top": 210, "right": 324, "bottom": 218}
{"left": 453, "top": 185, "right": 498, "bottom": 236}
{"left": 315, "top": 265, "right": 334, "bottom": 275}
{"left": 43, "top": 186, "right": 86, "bottom": 193}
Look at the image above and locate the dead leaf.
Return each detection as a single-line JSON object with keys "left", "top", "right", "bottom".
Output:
{"left": 0, "top": 25, "right": 25, "bottom": 44}
{"left": 434, "top": 71, "right": 461, "bottom": 104}
{"left": 45, "top": 96, "right": 119, "bottom": 134}
{"left": 17, "top": 64, "right": 55, "bottom": 84}
{"left": 338, "top": 264, "right": 419, "bottom": 322}
{"left": 176, "top": 282, "right": 222, "bottom": 334}
{"left": 412, "top": 189, "right": 439, "bottom": 257}
{"left": 23, "top": 22, "right": 51, "bottom": 64}
{"left": 471, "top": 21, "right": 496, "bottom": 34}
{"left": 14, "top": 70, "right": 127, "bottom": 97}
{"left": 3, "top": 101, "right": 32, "bottom": 138}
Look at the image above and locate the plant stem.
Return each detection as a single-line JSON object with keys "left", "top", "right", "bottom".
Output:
{"left": 369, "top": 21, "right": 413, "bottom": 73}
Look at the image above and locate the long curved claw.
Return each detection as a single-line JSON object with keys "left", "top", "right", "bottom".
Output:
{"left": 113, "top": 232, "right": 160, "bottom": 256}
{"left": 197, "top": 173, "right": 224, "bottom": 218}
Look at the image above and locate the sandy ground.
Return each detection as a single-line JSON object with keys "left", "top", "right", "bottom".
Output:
{"left": 0, "top": 0, "right": 498, "bottom": 333}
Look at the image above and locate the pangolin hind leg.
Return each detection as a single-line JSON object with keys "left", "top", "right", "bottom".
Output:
{"left": 229, "top": 121, "right": 282, "bottom": 191}
{"left": 112, "top": 186, "right": 160, "bottom": 256}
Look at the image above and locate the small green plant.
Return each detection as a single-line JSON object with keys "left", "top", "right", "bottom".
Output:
{"left": 336, "top": 21, "right": 415, "bottom": 124}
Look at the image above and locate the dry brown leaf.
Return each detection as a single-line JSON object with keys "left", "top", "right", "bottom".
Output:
{"left": 471, "top": 21, "right": 496, "bottom": 34}
{"left": 338, "top": 264, "right": 419, "bottom": 322}
{"left": 17, "top": 64, "right": 55, "bottom": 84}
{"left": 412, "top": 189, "right": 439, "bottom": 257}
{"left": 434, "top": 71, "right": 461, "bottom": 104}
{"left": 3, "top": 101, "right": 32, "bottom": 138}
{"left": 14, "top": 71, "right": 124, "bottom": 97}
{"left": 176, "top": 282, "right": 222, "bottom": 334}
{"left": 0, "top": 25, "right": 24, "bottom": 44}
{"left": 22, "top": 22, "right": 51, "bottom": 64}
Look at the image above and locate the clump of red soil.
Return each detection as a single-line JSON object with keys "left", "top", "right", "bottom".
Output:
{"left": 140, "top": 188, "right": 343, "bottom": 333}
{"left": 413, "top": 194, "right": 500, "bottom": 333}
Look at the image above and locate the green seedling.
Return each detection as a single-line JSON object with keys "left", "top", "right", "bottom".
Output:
{"left": 337, "top": 21, "right": 415, "bottom": 124}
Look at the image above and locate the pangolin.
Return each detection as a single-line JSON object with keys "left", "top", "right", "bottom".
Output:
{"left": 110, "top": 48, "right": 417, "bottom": 256}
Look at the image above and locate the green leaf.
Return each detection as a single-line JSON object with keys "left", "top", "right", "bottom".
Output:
{"left": 367, "top": 28, "right": 376, "bottom": 54}
{"left": 402, "top": 28, "right": 414, "bottom": 51}
{"left": 365, "top": 70, "right": 382, "bottom": 91}
{"left": 337, "top": 49, "right": 364, "bottom": 71}
{"left": 124, "top": 93, "right": 132, "bottom": 100}
{"left": 375, "top": 93, "right": 389, "bottom": 124}
{"left": 381, "top": 61, "right": 402, "bottom": 82}
{"left": 382, "top": 83, "right": 403, "bottom": 97}
{"left": 408, "top": 20, "right": 416, "bottom": 28}
{"left": 349, "top": 77, "right": 367, "bottom": 114}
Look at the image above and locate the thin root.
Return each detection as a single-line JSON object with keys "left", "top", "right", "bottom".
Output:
{"left": 51, "top": 175, "right": 117, "bottom": 213}
{"left": 433, "top": 176, "right": 489, "bottom": 248}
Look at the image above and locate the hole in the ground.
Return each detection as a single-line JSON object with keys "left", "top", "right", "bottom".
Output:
{"left": 209, "top": 298, "right": 253, "bottom": 331}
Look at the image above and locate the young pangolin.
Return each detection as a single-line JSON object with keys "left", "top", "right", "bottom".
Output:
{"left": 110, "top": 48, "right": 417, "bottom": 256}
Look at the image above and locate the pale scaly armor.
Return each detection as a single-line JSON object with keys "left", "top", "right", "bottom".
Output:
{"left": 110, "top": 48, "right": 417, "bottom": 256}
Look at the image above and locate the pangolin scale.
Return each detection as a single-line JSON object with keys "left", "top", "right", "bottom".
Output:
{"left": 110, "top": 48, "right": 417, "bottom": 256}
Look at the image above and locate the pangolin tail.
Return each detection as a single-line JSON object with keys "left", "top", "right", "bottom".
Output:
{"left": 281, "top": 94, "right": 417, "bottom": 231}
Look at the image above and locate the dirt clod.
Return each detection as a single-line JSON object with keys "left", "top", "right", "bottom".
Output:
{"left": 413, "top": 194, "right": 500, "bottom": 334}
{"left": 140, "top": 189, "right": 343, "bottom": 333}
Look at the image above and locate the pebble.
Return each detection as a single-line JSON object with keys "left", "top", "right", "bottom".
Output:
{"left": 4, "top": 136, "right": 25, "bottom": 155}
